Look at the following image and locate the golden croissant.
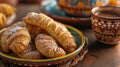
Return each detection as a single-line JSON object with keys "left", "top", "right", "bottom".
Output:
{"left": 0, "top": 22, "right": 43, "bottom": 59}
{"left": 0, "top": 22, "right": 30, "bottom": 53}
{"left": 35, "top": 34, "right": 66, "bottom": 58}
{"left": 0, "top": 13, "right": 7, "bottom": 27}
{"left": 0, "top": 3, "right": 15, "bottom": 16}
{"left": 23, "top": 12, "right": 77, "bottom": 53}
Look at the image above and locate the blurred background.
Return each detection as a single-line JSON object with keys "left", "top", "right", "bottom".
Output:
{"left": 0, "top": 0, "right": 120, "bottom": 6}
{"left": 0, "top": 0, "right": 42, "bottom": 5}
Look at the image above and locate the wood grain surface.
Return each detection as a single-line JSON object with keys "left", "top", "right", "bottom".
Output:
{"left": 76, "top": 30, "right": 120, "bottom": 67}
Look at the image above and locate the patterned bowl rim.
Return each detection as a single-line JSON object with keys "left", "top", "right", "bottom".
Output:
{"left": 57, "top": 0, "right": 93, "bottom": 10}
{"left": 39, "top": 0, "right": 90, "bottom": 24}
{"left": 0, "top": 24, "right": 85, "bottom": 63}
{"left": 91, "top": 6, "right": 120, "bottom": 20}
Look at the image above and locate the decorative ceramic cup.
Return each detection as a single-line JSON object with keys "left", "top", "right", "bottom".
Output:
{"left": 58, "top": 0, "right": 97, "bottom": 17}
{"left": 91, "top": 6, "right": 120, "bottom": 44}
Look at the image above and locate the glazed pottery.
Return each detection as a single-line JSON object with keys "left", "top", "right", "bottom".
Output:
{"left": 91, "top": 6, "right": 120, "bottom": 44}
{"left": 40, "top": 0, "right": 91, "bottom": 25}
{"left": 0, "top": 24, "right": 85, "bottom": 66}
{"left": 58, "top": 0, "right": 97, "bottom": 17}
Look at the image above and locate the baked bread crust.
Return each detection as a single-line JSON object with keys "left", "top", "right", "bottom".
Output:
{"left": 23, "top": 12, "right": 77, "bottom": 53}
{"left": 35, "top": 34, "right": 66, "bottom": 58}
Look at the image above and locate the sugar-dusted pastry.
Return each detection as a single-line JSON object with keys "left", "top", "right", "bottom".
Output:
{"left": 20, "top": 50, "right": 42, "bottom": 59}
{"left": 0, "top": 22, "right": 30, "bottom": 53}
{"left": 9, "top": 29, "right": 31, "bottom": 54}
{"left": 0, "top": 13, "right": 7, "bottom": 27}
{"left": 18, "top": 44, "right": 42, "bottom": 59}
{"left": 0, "top": 22, "right": 43, "bottom": 59}
{"left": 0, "top": 3, "right": 15, "bottom": 17}
{"left": 23, "top": 12, "right": 77, "bottom": 53}
{"left": 35, "top": 34, "right": 66, "bottom": 58}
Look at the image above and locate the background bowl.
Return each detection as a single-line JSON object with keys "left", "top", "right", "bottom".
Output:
{"left": 40, "top": 0, "right": 91, "bottom": 26}
{"left": 0, "top": 25, "right": 85, "bottom": 66}
{"left": 58, "top": 0, "right": 97, "bottom": 17}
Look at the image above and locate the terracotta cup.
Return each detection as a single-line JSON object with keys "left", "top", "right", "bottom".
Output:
{"left": 91, "top": 6, "right": 120, "bottom": 44}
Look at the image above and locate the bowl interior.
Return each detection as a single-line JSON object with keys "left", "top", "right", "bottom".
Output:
{"left": 0, "top": 25, "right": 85, "bottom": 63}
{"left": 91, "top": 6, "right": 120, "bottom": 19}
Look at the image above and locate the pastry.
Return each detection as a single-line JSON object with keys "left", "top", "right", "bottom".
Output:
{"left": 35, "top": 34, "right": 66, "bottom": 58}
{"left": 0, "top": 12, "right": 16, "bottom": 29}
{"left": 18, "top": 44, "right": 42, "bottom": 59}
{"left": 9, "top": 30, "right": 31, "bottom": 54}
{"left": 0, "top": 3, "right": 15, "bottom": 17}
{"left": 0, "top": 13, "right": 7, "bottom": 27}
{"left": 0, "top": 3, "right": 16, "bottom": 29}
{"left": 0, "top": 22, "right": 30, "bottom": 53}
{"left": 25, "top": 23, "right": 48, "bottom": 35}
{"left": 23, "top": 12, "right": 77, "bottom": 53}
{"left": 0, "top": 22, "right": 43, "bottom": 59}
{"left": 20, "top": 50, "right": 42, "bottom": 59}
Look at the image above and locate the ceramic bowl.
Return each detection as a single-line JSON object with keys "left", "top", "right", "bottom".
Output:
{"left": 39, "top": 0, "right": 91, "bottom": 26}
{"left": 57, "top": 0, "right": 97, "bottom": 17}
{"left": 91, "top": 6, "right": 120, "bottom": 44}
{"left": 0, "top": 24, "right": 85, "bottom": 66}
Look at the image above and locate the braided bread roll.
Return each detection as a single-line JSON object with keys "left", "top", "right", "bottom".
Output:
{"left": 0, "top": 3, "right": 15, "bottom": 17}
{"left": 23, "top": 12, "right": 77, "bottom": 53}
{"left": 35, "top": 34, "right": 66, "bottom": 58}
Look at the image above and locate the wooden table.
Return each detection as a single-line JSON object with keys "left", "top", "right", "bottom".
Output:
{"left": 0, "top": 4, "right": 120, "bottom": 67}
